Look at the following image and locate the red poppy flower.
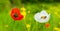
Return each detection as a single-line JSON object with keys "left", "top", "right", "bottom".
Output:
{"left": 45, "top": 23, "right": 50, "bottom": 28}
{"left": 10, "top": 8, "right": 24, "bottom": 20}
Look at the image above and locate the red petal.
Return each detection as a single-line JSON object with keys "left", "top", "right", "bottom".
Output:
{"left": 11, "top": 8, "right": 21, "bottom": 14}
{"left": 45, "top": 23, "right": 50, "bottom": 28}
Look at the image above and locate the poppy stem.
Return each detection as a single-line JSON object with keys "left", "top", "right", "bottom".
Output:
{"left": 10, "top": 20, "right": 16, "bottom": 31}
{"left": 13, "top": 21, "right": 15, "bottom": 24}
{"left": 11, "top": 20, "right": 15, "bottom": 24}
{"left": 13, "top": 20, "right": 15, "bottom": 31}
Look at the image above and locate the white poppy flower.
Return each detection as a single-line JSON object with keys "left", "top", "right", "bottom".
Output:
{"left": 34, "top": 10, "right": 50, "bottom": 23}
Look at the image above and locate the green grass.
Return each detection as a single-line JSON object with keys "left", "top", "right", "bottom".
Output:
{"left": 0, "top": 3, "right": 60, "bottom": 31}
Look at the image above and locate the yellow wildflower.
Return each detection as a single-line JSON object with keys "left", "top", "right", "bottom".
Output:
{"left": 55, "top": 12, "right": 60, "bottom": 18}
{"left": 54, "top": 12, "right": 58, "bottom": 15}
{"left": 21, "top": 12, "right": 26, "bottom": 18}
{"left": 28, "top": 10, "right": 30, "bottom": 14}
{"left": 54, "top": 27, "right": 60, "bottom": 31}
{"left": 58, "top": 30, "right": 60, "bottom": 31}
{"left": 54, "top": 27, "right": 59, "bottom": 30}
{"left": 21, "top": 7, "right": 26, "bottom": 18}
{"left": 26, "top": 24, "right": 30, "bottom": 28}
{"left": 21, "top": 7, "right": 26, "bottom": 11}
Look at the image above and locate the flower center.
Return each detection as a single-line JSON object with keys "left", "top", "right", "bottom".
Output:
{"left": 41, "top": 16, "right": 46, "bottom": 19}
{"left": 14, "top": 13, "right": 18, "bottom": 18}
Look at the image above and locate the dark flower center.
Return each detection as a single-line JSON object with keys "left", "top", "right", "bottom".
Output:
{"left": 14, "top": 13, "right": 18, "bottom": 18}
{"left": 41, "top": 16, "right": 47, "bottom": 19}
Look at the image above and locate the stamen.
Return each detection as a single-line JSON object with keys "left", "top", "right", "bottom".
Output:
{"left": 41, "top": 16, "right": 47, "bottom": 19}
{"left": 14, "top": 13, "right": 18, "bottom": 18}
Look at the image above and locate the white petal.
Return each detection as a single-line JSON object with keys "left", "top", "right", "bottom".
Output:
{"left": 40, "top": 10, "right": 48, "bottom": 16}
{"left": 34, "top": 13, "right": 41, "bottom": 22}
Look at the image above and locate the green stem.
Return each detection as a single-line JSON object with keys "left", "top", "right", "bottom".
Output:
{"left": 12, "top": 21, "right": 15, "bottom": 31}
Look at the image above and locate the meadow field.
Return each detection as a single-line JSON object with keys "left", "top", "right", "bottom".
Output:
{"left": 0, "top": 1, "right": 60, "bottom": 31}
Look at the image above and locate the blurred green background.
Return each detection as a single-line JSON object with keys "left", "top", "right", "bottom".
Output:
{"left": 0, "top": 0, "right": 60, "bottom": 31}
